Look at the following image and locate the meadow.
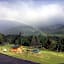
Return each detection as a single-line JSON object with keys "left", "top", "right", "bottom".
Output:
{"left": 0, "top": 44, "right": 64, "bottom": 64}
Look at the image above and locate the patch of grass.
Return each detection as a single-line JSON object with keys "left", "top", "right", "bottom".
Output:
{"left": 0, "top": 45, "right": 64, "bottom": 64}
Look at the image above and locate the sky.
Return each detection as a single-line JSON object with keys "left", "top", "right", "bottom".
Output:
{"left": 0, "top": 0, "right": 64, "bottom": 26}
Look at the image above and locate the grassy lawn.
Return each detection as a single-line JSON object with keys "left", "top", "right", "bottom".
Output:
{"left": 0, "top": 44, "right": 64, "bottom": 64}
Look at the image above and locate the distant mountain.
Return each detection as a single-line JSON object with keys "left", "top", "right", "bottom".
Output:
{"left": 1, "top": 20, "right": 64, "bottom": 36}
{"left": 0, "top": 20, "right": 40, "bottom": 36}
{"left": 5, "top": 25, "right": 40, "bottom": 36}
{"left": 0, "top": 20, "right": 23, "bottom": 33}
{"left": 38, "top": 24, "right": 64, "bottom": 34}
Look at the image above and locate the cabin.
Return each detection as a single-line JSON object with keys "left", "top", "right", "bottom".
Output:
{"left": 10, "top": 45, "right": 23, "bottom": 53}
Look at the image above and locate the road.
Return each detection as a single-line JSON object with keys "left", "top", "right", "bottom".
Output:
{"left": 0, "top": 53, "right": 39, "bottom": 64}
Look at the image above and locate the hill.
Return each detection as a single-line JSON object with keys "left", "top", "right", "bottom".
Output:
{"left": 0, "top": 20, "right": 40, "bottom": 36}
{"left": 38, "top": 24, "right": 64, "bottom": 34}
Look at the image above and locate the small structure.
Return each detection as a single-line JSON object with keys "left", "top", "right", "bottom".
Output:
{"left": 31, "top": 48, "right": 40, "bottom": 53}
{"left": 10, "top": 45, "right": 23, "bottom": 53}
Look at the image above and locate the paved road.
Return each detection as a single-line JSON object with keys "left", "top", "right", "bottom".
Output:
{"left": 0, "top": 54, "right": 39, "bottom": 64}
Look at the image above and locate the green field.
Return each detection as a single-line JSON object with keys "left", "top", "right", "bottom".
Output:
{"left": 0, "top": 44, "right": 64, "bottom": 64}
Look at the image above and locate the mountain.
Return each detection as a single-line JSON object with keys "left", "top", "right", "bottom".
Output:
{"left": 38, "top": 24, "right": 64, "bottom": 34}
{"left": 1, "top": 20, "right": 64, "bottom": 36}
{"left": 5, "top": 25, "right": 40, "bottom": 36}
{"left": 0, "top": 20, "right": 40, "bottom": 36}
{"left": 0, "top": 20, "right": 23, "bottom": 33}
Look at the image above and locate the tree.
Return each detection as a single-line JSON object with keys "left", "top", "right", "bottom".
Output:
{"left": 0, "top": 33, "right": 4, "bottom": 42}
{"left": 38, "top": 34, "right": 46, "bottom": 47}
{"left": 45, "top": 38, "right": 51, "bottom": 49}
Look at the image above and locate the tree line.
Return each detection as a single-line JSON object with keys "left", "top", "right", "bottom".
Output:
{"left": 0, "top": 33, "right": 64, "bottom": 52}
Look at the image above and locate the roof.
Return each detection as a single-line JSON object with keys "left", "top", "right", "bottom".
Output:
{"left": 11, "top": 45, "right": 20, "bottom": 49}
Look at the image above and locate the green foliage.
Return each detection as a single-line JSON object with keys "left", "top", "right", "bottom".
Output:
{"left": 1, "top": 45, "right": 64, "bottom": 64}
{"left": 38, "top": 34, "right": 47, "bottom": 47}
{"left": 22, "top": 37, "right": 30, "bottom": 46}
{"left": 1, "top": 33, "right": 64, "bottom": 52}
{"left": 0, "top": 33, "right": 4, "bottom": 42}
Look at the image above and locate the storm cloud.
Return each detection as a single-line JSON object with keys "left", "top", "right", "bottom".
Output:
{"left": 0, "top": 0, "right": 64, "bottom": 26}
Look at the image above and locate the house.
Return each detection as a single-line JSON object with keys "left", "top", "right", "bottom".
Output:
{"left": 10, "top": 45, "right": 23, "bottom": 53}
